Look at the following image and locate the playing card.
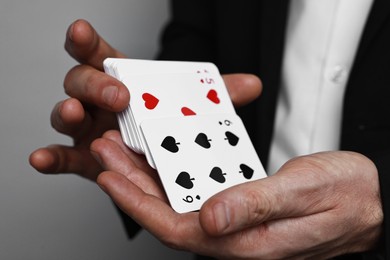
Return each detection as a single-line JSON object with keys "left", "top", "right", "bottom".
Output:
{"left": 128, "top": 72, "right": 234, "bottom": 165}
{"left": 103, "top": 58, "right": 220, "bottom": 79}
{"left": 140, "top": 113, "right": 267, "bottom": 213}
{"left": 103, "top": 58, "right": 231, "bottom": 168}
{"left": 122, "top": 71, "right": 234, "bottom": 125}
{"left": 103, "top": 58, "right": 268, "bottom": 213}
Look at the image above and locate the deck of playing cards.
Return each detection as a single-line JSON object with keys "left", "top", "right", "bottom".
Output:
{"left": 103, "top": 58, "right": 267, "bottom": 213}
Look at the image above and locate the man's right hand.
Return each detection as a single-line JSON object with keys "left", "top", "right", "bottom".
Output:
{"left": 29, "top": 19, "right": 130, "bottom": 181}
{"left": 29, "top": 19, "right": 262, "bottom": 182}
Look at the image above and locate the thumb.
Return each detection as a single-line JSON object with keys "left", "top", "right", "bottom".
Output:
{"left": 223, "top": 74, "right": 262, "bottom": 107}
{"left": 199, "top": 163, "right": 333, "bottom": 236}
{"left": 65, "top": 19, "right": 126, "bottom": 70}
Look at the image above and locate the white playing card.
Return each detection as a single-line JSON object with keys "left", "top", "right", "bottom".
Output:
{"left": 122, "top": 72, "right": 234, "bottom": 124}
{"left": 103, "top": 58, "right": 220, "bottom": 79}
{"left": 140, "top": 113, "right": 267, "bottom": 213}
{"left": 103, "top": 58, "right": 231, "bottom": 168}
{"left": 117, "top": 72, "right": 235, "bottom": 167}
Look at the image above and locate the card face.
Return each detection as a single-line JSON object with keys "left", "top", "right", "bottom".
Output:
{"left": 104, "top": 58, "right": 235, "bottom": 164}
{"left": 104, "top": 58, "right": 220, "bottom": 79}
{"left": 141, "top": 114, "right": 267, "bottom": 213}
{"left": 122, "top": 72, "right": 235, "bottom": 126}
{"left": 120, "top": 72, "right": 236, "bottom": 165}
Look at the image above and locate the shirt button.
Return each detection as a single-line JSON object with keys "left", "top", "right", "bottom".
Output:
{"left": 329, "top": 65, "right": 347, "bottom": 84}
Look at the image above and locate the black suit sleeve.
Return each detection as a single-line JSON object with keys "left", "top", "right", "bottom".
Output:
{"left": 157, "top": 0, "right": 217, "bottom": 62}
{"left": 115, "top": 206, "right": 141, "bottom": 239}
{"left": 368, "top": 154, "right": 390, "bottom": 258}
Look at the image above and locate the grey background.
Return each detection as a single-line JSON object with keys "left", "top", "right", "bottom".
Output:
{"left": 0, "top": 0, "right": 193, "bottom": 259}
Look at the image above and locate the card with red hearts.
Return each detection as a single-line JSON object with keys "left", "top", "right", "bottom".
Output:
{"left": 103, "top": 58, "right": 221, "bottom": 79}
{"left": 103, "top": 58, "right": 267, "bottom": 213}
{"left": 121, "top": 72, "right": 235, "bottom": 167}
{"left": 141, "top": 113, "right": 267, "bottom": 213}
{"left": 103, "top": 58, "right": 222, "bottom": 151}
{"left": 104, "top": 58, "right": 235, "bottom": 168}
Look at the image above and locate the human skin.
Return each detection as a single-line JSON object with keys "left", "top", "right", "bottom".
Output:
{"left": 29, "top": 19, "right": 261, "bottom": 181}
{"left": 30, "top": 19, "right": 383, "bottom": 259}
{"left": 93, "top": 131, "right": 383, "bottom": 259}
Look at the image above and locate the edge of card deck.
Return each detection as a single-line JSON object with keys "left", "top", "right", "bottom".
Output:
{"left": 103, "top": 58, "right": 221, "bottom": 77}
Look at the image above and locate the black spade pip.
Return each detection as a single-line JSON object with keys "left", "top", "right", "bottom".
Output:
{"left": 239, "top": 164, "right": 254, "bottom": 179}
{"left": 225, "top": 131, "right": 239, "bottom": 146}
{"left": 175, "top": 171, "right": 195, "bottom": 189}
{"left": 161, "top": 136, "right": 180, "bottom": 153}
{"left": 195, "top": 133, "right": 212, "bottom": 149}
{"left": 209, "top": 167, "right": 226, "bottom": 183}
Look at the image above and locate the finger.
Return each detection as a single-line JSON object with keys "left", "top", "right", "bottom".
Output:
{"left": 100, "top": 130, "right": 157, "bottom": 176}
{"left": 65, "top": 19, "right": 126, "bottom": 70}
{"left": 199, "top": 163, "right": 335, "bottom": 236}
{"left": 64, "top": 65, "right": 130, "bottom": 111}
{"left": 50, "top": 98, "right": 87, "bottom": 136}
{"left": 223, "top": 74, "right": 262, "bottom": 107}
{"left": 97, "top": 171, "right": 305, "bottom": 258}
{"left": 97, "top": 171, "right": 182, "bottom": 235}
{"left": 50, "top": 97, "right": 113, "bottom": 141}
{"left": 97, "top": 171, "right": 220, "bottom": 254}
{"left": 29, "top": 145, "right": 101, "bottom": 180}
{"left": 96, "top": 171, "right": 345, "bottom": 259}
{"left": 90, "top": 136, "right": 163, "bottom": 198}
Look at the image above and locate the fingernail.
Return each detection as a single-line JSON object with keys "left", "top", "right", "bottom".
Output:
{"left": 213, "top": 203, "right": 230, "bottom": 233}
{"left": 90, "top": 151, "right": 103, "bottom": 166}
{"left": 68, "top": 22, "right": 75, "bottom": 41}
{"left": 98, "top": 182, "right": 108, "bottom": 194}
{"left": 102, "top": 86, "right": 118, "bottom": 107}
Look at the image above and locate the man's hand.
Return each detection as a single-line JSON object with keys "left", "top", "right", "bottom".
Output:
{"left": 29, "top": 19, "right": 262, "bottom": 181}
{"left": 93, "top": 134, "right": 383, "bottom": 259}
{"left": 29, "top": 19, "right": 129, "bottom": 180}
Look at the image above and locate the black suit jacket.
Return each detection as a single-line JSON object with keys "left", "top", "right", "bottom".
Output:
{"left": 121, "top": 0, "right": 390, "bottom": 259}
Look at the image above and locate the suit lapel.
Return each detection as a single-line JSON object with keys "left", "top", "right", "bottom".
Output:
{"left": 253, "top": 0, "right": 290, "bottom": 166}
{"left": 354, "top": 0, "right": 390, "bottom": 64}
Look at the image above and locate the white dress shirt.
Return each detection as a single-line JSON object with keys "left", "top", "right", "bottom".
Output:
{"left": 267, "top": 0, "right": 374, "bottom": 174}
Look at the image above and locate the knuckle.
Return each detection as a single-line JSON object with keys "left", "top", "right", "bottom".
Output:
{"left": 83, "top": 71, "right": 100, "bottom": 100}
{"left": 63, "top": 65, "right": 82, "bottom": 96}
{"left": 157, "top": 214, "right": 201, "bottom": 253}
{"left": 159, "top": 225, "right": 186, "bottom": 251}
{"left": 242, "top": 188, "right": 274, "bottom": 225}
